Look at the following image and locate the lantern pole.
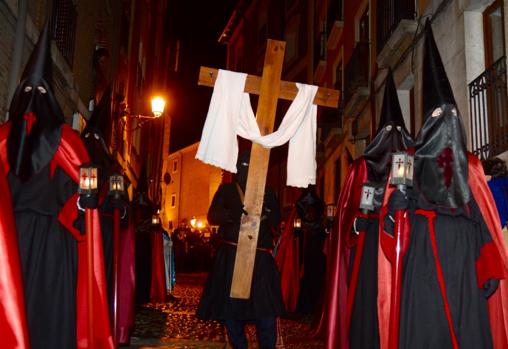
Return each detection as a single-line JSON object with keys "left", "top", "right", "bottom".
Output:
{"left": 108, "top": 174, "right": 125, "bottom": 346}
{"left": 388, "top": 153, "right": 413, "bottom": 349}
{"left": 79, "top": 165, "right": 99, "bottom": 348}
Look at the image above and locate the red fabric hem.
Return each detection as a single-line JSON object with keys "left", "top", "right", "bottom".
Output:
{"left": 416, "top": 209, "right": 459, "bottom": 349}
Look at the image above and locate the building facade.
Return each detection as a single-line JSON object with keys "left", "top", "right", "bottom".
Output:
{"left": 221, "top": 0, "right": 508, "bottom": 217}
{"left": 162, "top": 142, "right": 222, "bottom": 232}
{"left": 0, "top": 0, "right": 171, "bottom": 210}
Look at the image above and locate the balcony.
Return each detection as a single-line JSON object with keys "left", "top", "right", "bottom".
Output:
{"left": 343, "top": 42, "right": 370, "bottom": 119}
{"left": 376, "top": 0, "right": 416, "bottom": 68}
{"left": 469, "top": 57, "right": 508, "bottom": 159}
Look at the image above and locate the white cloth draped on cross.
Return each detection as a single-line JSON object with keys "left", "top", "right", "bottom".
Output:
{"left": 196, "top": 69, "right": 319, "bottom": 188}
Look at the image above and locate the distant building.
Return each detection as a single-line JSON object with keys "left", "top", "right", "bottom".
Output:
{"left": 161, "top": 142, "right": 222, "bottom": 232}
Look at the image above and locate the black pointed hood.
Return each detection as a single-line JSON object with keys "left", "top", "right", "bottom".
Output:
{"left": 234, "top": 150, "right": 250, "bottom": 191}
{"left": 21, "top": 21, "right": 53, "bottom": 87}
{"left": 363, "top": 68, "right": 413, "bottom": 184}
{"left": 296, "top": 188, "right": 324, "bottom": 229}
{"left": 7, "top": 21, "right": 64, "bottom": 181}
{"left": 414, "top": 19, "right": 470, "bottom": 209}
{"left": 422, "top": 19, "right": 456, "bottom": 118}
{"left": 82, "top": 86, "right": 115, "bottom": 180}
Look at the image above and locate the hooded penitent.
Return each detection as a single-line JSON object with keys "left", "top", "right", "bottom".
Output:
{"left": 7, "top": 21, "right": 64, "bottom": 181}
{"left": 235, "top": 150, "right": 250, "bottom": 191}
{"left": 363, "top": 68, "right": 413, "bottom": 184}
{"left": 414, "top": 19, "right": 470, "bottom": 208}
{"left": 82, "top": 85, "right": 115, "bottom": 182}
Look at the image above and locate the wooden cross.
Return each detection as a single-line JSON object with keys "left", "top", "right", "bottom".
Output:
{"left": 198, "top": 39, "right": 340, "bottom": 299}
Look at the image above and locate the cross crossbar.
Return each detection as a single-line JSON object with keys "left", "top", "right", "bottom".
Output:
{"left": 198, "top": 67, "right": 340, "bottom": 108}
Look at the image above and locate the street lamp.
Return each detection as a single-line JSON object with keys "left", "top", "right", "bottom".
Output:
{"left": 151, "top": 96, "right": 166, "bottom": 118}
{"left": 190, "top": 216, "right": 197, "bottom": 228}
{"left": 122, "top": 96, "right": 166, "bottom": 131}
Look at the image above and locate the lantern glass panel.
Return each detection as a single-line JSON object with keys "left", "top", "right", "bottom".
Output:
{"left": 359, "top": 184, "right": 376, "bottom": 211}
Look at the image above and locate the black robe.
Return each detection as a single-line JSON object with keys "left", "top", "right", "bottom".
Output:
{"left": 9, "top": 165, "right": 77, "bottom": 349}
{"left": 348, "top": 213, "right": 380, "bottom": 349}
{"left": 399, "top": 190, "right": 495, "bottom": 348}
{"left": 197, "top": 183, "right": 284, "bottom": 320}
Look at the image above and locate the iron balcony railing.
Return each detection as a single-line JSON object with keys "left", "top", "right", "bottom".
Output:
{"left": 50, "top": 0, "right": 77, "bottom": 67}
{"left": 377, "top": 0, "right": 415, "bottom": 54}
{"left": 343, "top": 41, "right": 369, "bottom": 105}
{"left": 469, "top": 56, "right": 508, "bottom": 159}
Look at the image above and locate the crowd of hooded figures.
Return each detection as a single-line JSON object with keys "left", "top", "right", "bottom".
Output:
{"left": 195, "top": 19, "right": 508, "bottom": 349}
{"left": 1, "top": 11, "right": 508, "bottom": 349}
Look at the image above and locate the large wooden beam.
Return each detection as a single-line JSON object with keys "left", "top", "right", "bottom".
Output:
{"left": 229, "top": 40, "right": 285, "bottom": 299}
{"left": 198, "top": 66, "right": 340, "bottom": 108}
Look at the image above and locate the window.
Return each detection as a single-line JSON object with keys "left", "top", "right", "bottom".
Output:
{"left": 171, "top": 194, "right": 176, "bottom": 208}
{"left": 50, "top": 0, "right": 77, "bottom": 66}
{"left": 484, "top": 0, "right": 505, "bottom": 67}
{"left": 173, "top": 160, "right": 178, "bottom": 173}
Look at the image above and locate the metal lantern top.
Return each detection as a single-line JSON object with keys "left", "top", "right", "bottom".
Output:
{"left": 359, "top": 183, "right": 376, "bottom": 212}
{"left": 79, "top": 165, "right": 98, "bottom": 194}
{"left": 390, "top": 152, "right": 414, "bottom": 187}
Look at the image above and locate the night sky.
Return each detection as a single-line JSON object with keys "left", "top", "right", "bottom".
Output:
{"left": 168, "top": 1, "right": 237, "bottom": 152}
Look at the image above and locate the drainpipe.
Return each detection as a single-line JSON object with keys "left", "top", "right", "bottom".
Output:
{"left": 6, "top": 0, "right": 29, "bottom": 120}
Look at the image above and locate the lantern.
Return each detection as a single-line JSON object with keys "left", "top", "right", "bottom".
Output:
{"left": 359, "top": 183, "right": 376, "bottom": 212}
{"left": 109, "top": 174, "right": 125, "bottom": 199}
{"left": 390, "top": 152, "right": 414, "bottom": 187}
{"left": 79, "top": 165, "right": 98, "bottom": 195}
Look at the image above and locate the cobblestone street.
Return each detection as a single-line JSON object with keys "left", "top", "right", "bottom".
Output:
{"left": 126, "top": 274, "right": 324, "bottom": 348}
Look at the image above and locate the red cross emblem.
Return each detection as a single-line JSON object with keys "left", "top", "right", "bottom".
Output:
{"left": 23, "top": 112, "right": 37, "bottom": 135}
{"left": 396, "top": 158, "right": 404, "bottom": 169}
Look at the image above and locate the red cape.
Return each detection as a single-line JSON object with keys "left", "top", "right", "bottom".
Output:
{"left": 0, "top": 132, "right": 30, "bottom": 348}
{"left": 275, "top": 207, "right": 301, "bottom": 312}
{"left": 117, "top": 216, "right": 136, "bottom": 344}
{"left": 377, "top": 153, "right": 508, "bottom": 349}
{"left": 313, "top": 158, "right": 367, "bottom": 349}
{"left": 150, "top": 228, "right": 167, "bottom": 303}
{"left": 0, "top": 123, "right": 114, "bottom": 349}
{"left": 468, "top": 154, "right": 508, "bottom": 349}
